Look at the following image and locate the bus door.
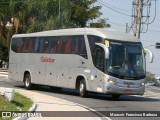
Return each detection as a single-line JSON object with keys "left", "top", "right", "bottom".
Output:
{"left": 90, "top": 46, "right": 105, "bottom": 93}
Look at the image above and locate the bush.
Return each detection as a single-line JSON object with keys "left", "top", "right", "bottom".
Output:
{"left": 0, "top": 45, "right": 9, "bottom": 67}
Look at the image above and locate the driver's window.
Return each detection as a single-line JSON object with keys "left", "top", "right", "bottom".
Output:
{"left": 95, "top": 46, "right": 105, "bottom": 72}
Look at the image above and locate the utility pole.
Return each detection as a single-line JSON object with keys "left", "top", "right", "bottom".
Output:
{"left": 126, "top": 23, "right": 129, "bottom": 33}
{"left": 133, "top": 0, "right": 143, "bottom": 39}
{"left": 137, "top": 0, "right": 143, "bottom": 39}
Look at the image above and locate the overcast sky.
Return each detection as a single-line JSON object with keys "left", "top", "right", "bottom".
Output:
{"left": 96, "top": 0, "right": 160, "bottom": 77}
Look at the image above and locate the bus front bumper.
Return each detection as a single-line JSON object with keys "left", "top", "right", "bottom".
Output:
{"left": 105, "top": 85, "right": 145, "bottom": 95}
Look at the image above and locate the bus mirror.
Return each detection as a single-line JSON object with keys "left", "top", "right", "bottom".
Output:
{"left": 144, "top": 48, "right": 154, "bottom": 63}
{"left": 95, "top": 43, "right": 109, "bottom": 59}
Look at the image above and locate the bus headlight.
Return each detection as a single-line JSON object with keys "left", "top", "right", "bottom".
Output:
{"left": 108, "top": 79, "right": 114, "bottom": 84}
{"left": 140, "top": 82, "right": 145, "bottom": 86}
{"left": 108, "top": 77, "right": 117, "bottom": 85}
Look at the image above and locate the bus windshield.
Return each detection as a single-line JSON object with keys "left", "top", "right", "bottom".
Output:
{"left": 106, "top": 41, "right": 145, "bottom": 80}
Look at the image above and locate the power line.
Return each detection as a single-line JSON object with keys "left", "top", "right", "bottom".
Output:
{"left": 132, "top": 0, "right": 157, "bottom": 38}
{"left": 99, "top": 0, "right": 132, "bottom": 12}
{"left": 148, "top": 29, "right": 160, "bottom": 33}
{"left": 97, "top": 1, "right": 131, "bottom": 17}
{"left": 108, "top": 21, "right": 125, "bottom": 27}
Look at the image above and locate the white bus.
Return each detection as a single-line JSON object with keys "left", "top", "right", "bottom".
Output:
{"left": 9, "top": 28, "right": 153, "bottom": 99}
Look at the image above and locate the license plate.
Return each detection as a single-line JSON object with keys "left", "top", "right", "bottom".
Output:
{"left": 124, "top": 89, "right": 132, "bottom": 93}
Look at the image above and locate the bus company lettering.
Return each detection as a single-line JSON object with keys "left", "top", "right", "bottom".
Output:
{"left": 40, "top": 57, "right": 55, "bottom": 63}
{"left": 124, "top": 81, "right": 134, "bottom": 85}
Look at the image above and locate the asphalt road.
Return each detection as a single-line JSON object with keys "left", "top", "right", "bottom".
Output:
{"left": 0, "top": 75, "right": 160, "bottom": 120}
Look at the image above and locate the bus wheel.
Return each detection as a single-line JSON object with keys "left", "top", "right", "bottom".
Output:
{"left": 24, "top": 74, "right": 32, "bottom": 90}
{"left": 111, "top": 94, "right": 121, "bottom": 100}
{"left": 79, "top": 79, "right": 87, "bottom": 97}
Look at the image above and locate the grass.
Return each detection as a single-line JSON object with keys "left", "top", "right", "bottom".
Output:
{"left": 0, "top": 92, "right": 33, "bottom": 120}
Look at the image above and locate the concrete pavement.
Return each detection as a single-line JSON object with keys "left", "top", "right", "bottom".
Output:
{"left": 16, "top": 89, "right": 103, "bottom": 120}
{"left": 1, "top": 69, "right": 160, "bottom": 120}
{"left": 0, "top": 69, "right": 104, "bottom": 120}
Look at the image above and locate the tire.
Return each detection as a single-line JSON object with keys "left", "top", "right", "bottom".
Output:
{"left": 111, "top": 94, "right": 121, "bottom": 100}
{"left": 79, "top": 79, "right": 87, "bottom": 97}
{"left": 24, "top": 74, "right": 32, "bottom": 90}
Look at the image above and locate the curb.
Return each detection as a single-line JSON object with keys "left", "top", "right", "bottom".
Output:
{"left": 0, "top": 71, "right": 8, "bottom": 75}
{"left": 0, "top": 87, "right": 37, "bottom": 120}
{"left": 13, "top": 103, "right": 37, "bottom": 120}
{"left": 74, "top": 102, "right": 111, "bottom": 120}
{"left": 12, "top": 90, "right": 37, "bottom": 120}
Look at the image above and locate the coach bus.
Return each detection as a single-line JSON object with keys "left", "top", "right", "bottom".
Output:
{"left": 9, "top": 28, "right": 153, "bottom": 99}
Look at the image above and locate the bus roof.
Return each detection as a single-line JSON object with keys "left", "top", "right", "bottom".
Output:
{"left": 12, "top": 28, "right": 140, "bottom": 43}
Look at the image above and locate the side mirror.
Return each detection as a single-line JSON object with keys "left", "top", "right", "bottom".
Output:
{"left": 144, "top": 48, "right": 154, "bottom": 63}
{"left": 95, "top": 43, "right": 109, "bottom": 59}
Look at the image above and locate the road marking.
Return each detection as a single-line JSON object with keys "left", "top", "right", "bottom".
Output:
{"left": 67, "top": 101, "right": 112, "bottom": 120}
{"left": 0, "top": 74, "right": 8, "bottom": 77}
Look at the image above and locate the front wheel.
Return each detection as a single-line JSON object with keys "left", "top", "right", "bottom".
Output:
{"left": 79, "top": 79, "right": 88, "bottom": 97}
{"left": 24, "top": 74, "right": 32, "bottom": 90}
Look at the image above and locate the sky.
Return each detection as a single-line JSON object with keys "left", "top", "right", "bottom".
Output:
{"left": 96, "top": 0, "right": 160, "bottom": 77}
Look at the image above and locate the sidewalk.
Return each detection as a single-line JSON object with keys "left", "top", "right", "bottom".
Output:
{"left": 16, "top": 89, "right": 102, "bottom": 120}
{"left": 0, "top": 68, "right": 8, "bottom": 75}
{"left": 0, "top": 70, "right": 103, "bottom": 120}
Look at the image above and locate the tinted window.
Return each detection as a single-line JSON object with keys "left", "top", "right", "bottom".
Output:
{"left": 11, "top": 38, "right": 23, "bottom": 53}
{"left": 95, "top": 46, "right": 105, "bottom": 72}
{"left": 56, "top": 35, "right": 87, "bottom": 58}
{"left": 88, "top": 35, "right": 103, "bottom": 62}
{"left": 76, "top": 36, "right": 87, "bottom": 59}
{"left": 11, "top": 35, "right": 87, "bottom": 59}
{"left": 22, "top": 38, "right": 35, "bottom": 53}
{"left": 50, "top": 37, "right": 58, "bottom": 53}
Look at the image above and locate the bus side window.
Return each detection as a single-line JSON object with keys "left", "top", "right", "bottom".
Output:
{"left": 78, "top": 36, "right": 88, "bottom": 59}
{"left": 65, "top": 37, "right": 71, "bottom": 53}
{"left": 11, "top": 39, "right": 16, "bottom": 52}
{"left": 39, "top": 37, "right": 44, "bottom": 53}
{"left": 35, "top": 37, "right": 40, "bottom": 53}
{"left": 22, "top": 39, "right": 27, "bottom": 52}
{"left": 88, "top": 35, "right": 103, "bottom": 63}
{"left": 95, "top": 46, "right": 105, "bottom": 72}
{"left": 58, "top": 38, "right": 62, "bottom": 53}
{"left": 50, "top": 37, "right": 58, "bottom": 53}
{"left": 70, "top": 36, "right": 78, "bottom": 54}
{"left": 43, "top": 37, "right": 50, "bottom": 53}
{"left": 28, "top": 38, "right": 35, "bottom": 53}
{"left": 12, "top": 38, "right": 22, "bottom": 53}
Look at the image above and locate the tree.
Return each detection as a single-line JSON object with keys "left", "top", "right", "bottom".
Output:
{"left": 0, "top": 0, "right": 108, "bottom": 52}
{"left": 70, "top": 0, "right": 102, "bottom": 27}
{"left": 0, "top": 0, "right": 71, "bottom": 49}
{"left": 0, "top": 44, "right": 8, "bottom": 67}
{"left": 90, "top": 19, "right": 111, "bottom": 28}
{"left": 146, "top": 71, "right": 155, "bottom": 82}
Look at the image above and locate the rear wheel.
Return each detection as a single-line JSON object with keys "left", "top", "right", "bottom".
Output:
{"left": 24, "top": 74, "right": 32, "bottom": 90}
{"left": 79, "top": 79, "right": 87, "bottom": 97}
{"left": 111, "top": 94, "right": 121, "bottom": 100}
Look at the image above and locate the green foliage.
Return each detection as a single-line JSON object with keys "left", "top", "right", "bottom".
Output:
{"left": 0, "top": 44, "right": 8, "bottom": 62}
{"left": 70, "top": 0, "right": 102, "bottom": 27}
{"left": 145, "top": 71, "right": 155, "bottom": 82}
{"left": 0, "top": 92, "right": 33, "bottom": 119}
{"left": 0, "top": 0, "right": 107, "bottom": 57}
{"left": 90, "top": 19, "right": 111, "bottom": 28}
